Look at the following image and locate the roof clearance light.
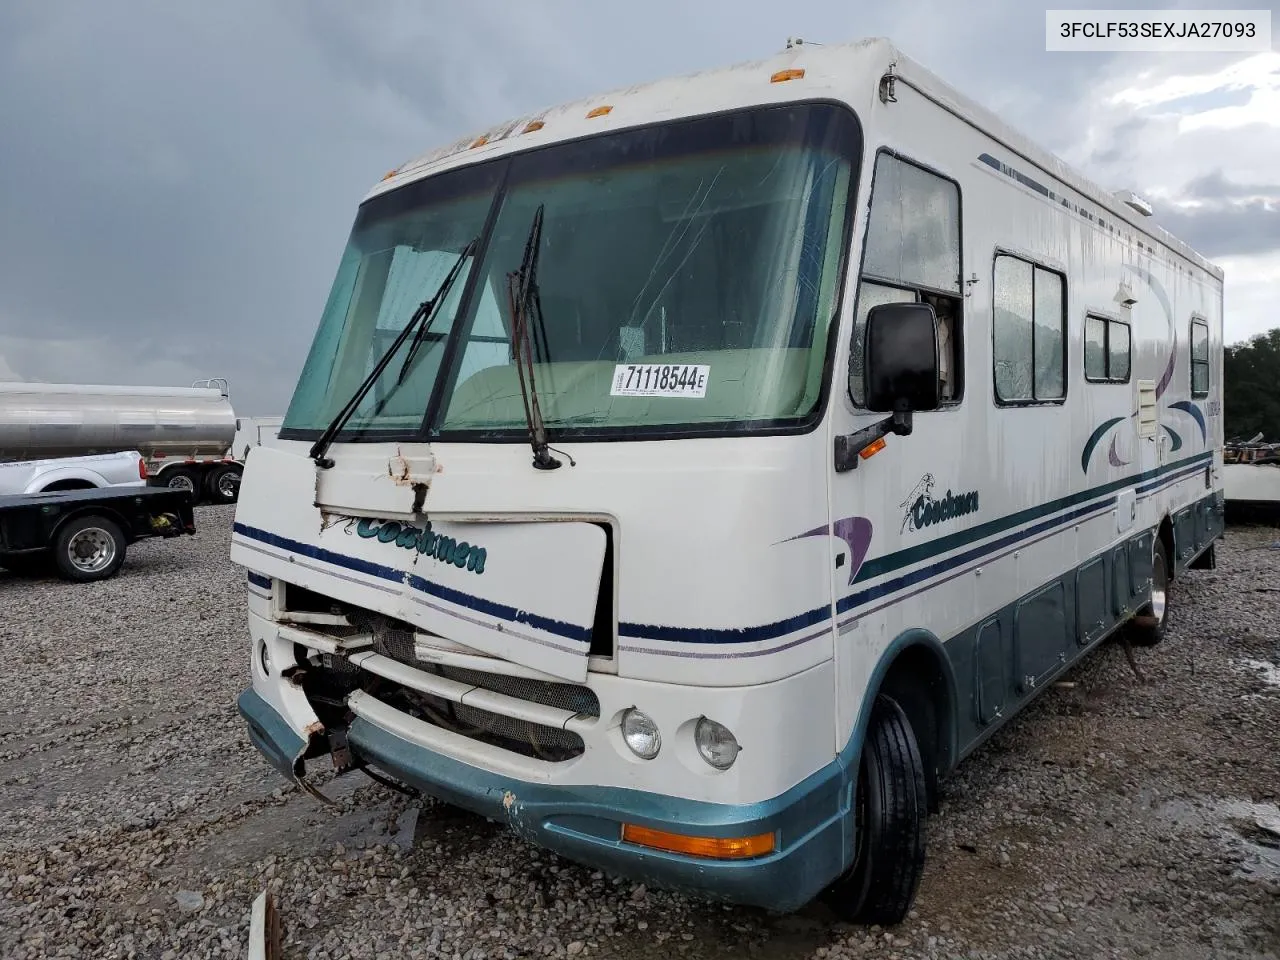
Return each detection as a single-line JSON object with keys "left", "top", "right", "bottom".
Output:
{"left": 586, "top": 105, "right": 613, "bottom": 118}
{"left": 522, "top": 120, "right": 546, "bottom": 133}
{"left": 771, "top": 68, "right": 805, "bottom": 83}
{"left": 380, "top": 168, "right": 398, "bottom": 181}
{"left": 469, "top": 136, "right": 489, "bottom": 149}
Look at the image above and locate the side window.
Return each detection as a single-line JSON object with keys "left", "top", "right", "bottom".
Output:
{"left": 1084, "top": 314, "right": 1131, "bottom": 383}
{"left": 850, "top": 151, "right": 963, "bottom": 407}
{"left": 992, "top": 253, "right": 1066, "bottom": 404}
{"left": 1190, "top": 316, "right": 1210, "bottom": 398}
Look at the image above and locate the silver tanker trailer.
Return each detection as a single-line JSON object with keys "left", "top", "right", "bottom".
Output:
{"left": 0, "top": 378, "right": 249, "bottom": 504}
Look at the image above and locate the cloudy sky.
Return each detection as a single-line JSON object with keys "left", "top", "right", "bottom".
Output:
{"left": 0, "top": 0, "right": 1276, "bottom": 416}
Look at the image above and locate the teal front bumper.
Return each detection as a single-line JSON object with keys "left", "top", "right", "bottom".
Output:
{"left": 237, "top": 688, "right": 855, "bottom": 912}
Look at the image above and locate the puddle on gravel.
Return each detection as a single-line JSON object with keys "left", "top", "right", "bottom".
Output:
{"left": 1154, "top": 795, "right": 1280, "bottom": 880}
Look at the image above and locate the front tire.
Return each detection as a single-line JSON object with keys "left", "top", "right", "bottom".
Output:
{"left": 53, "top": 515, "right": 127, "bottom": 582}
{"left": 822, "top": 694, "right": 928, "bottom": 926}
{"left": 1127, "top": 537, "right": 1170, "bottom": 647}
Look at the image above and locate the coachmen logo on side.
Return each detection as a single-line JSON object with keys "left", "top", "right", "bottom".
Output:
{"left": 900, "top": 473, "right": 980, "bottom": 534}
{"left": 354, "top": 517, "right": 487, "bottom": 574}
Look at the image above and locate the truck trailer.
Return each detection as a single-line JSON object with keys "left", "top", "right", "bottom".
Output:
{"left": 229, "top": 36, "right": 1225, "bottom": 925}
{"left": 0, "top": 378, "right": 246, "bottom": 504}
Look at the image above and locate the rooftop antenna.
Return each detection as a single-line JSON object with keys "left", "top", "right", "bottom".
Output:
{"left": 785, "top": 37, "right": 824, "bottom": 49}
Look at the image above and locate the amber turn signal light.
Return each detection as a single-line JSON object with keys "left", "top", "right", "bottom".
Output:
{"left": 620, "top": 824, "right": 775, "bottom": 859}
{"left": 859, "top": 437, "right": 887, "bottom": 460}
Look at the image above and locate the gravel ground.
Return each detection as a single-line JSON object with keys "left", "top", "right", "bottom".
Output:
{"left": 1, "top": 505, "right": 1277, "bottom": 960}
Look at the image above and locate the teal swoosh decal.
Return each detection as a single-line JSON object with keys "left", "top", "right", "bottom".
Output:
{"left": 1161, "top": 424, "right": 1183, "bottom": 452}
{"left": 1169, "top": 400, "right": 1206, "bottom": 443}
{"left": 1081, "top": 417, "right": 1126, "bottom": 473}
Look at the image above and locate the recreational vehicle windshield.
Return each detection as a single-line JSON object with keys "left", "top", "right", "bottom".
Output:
{"left": 231, "top": 37, "right": 1225, "bottom": 925}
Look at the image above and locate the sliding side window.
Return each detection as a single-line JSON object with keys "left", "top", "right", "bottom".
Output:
{"left": 850, "top": 151, "right": 963, "bottom": 407}
{"left": 1084, "top": 313, "right": 1131, "bottom": 383}
{"left": 993, "top": 254, "right": 1066, "bottom": 404}
{"left": 1190, "top": 316, "right": 1210, "bottom": 398}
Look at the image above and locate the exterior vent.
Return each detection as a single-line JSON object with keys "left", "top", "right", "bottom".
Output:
{"left": 1137, "top": 379, "right": 1158, "bottom": 439}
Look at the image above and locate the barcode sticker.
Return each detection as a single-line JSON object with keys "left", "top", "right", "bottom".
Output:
{"left": 610, "top": 363, "right": 710, "bottom": 398}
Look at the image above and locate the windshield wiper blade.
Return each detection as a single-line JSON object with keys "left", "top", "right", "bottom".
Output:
{"left": 506, "top": 205, "right": 564, "bottom": 471}
{"left": 396, "top": 237, "right": 477, "bottom": 388}
{"left": 308, "top": 237, "right": 478, "bottom": 469}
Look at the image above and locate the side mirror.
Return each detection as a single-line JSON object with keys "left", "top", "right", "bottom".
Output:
{"left": 862, "top": 302, "right": 941, "bottom": 414}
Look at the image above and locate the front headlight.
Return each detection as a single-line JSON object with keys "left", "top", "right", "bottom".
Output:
{"left": 620, "top": 708, "right": 661, "bottom": 759}
{"left": 694, "top": 717, "right": 740, "bottom": 770}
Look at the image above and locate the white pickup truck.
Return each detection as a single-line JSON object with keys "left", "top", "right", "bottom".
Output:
{"left": 0, "top": 451, "right": 148, "bottom": 497}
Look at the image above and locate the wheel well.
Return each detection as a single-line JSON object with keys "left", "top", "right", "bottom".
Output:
{"left": 41, "top": 479, "right": 96, "bottom": 492}
{"left": 50, "top": 507, "right": 132, "bottom": 544}
{"left": 877, "top": 644, "right": 956, "bottom": 812}
{"left": 1157, "top": 516, "right": 1175, "bottom": 576}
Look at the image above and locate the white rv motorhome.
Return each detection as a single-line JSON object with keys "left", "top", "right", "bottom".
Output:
{"left": 230, "top": 37, "right": 1225, "bottom": 924}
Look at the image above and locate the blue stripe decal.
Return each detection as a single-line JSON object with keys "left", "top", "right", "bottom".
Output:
{"left": 621, "top": 453, "right": 1213, "bottom": 646}
{"left": 235, "top": 453, "right": 1214, "bottom": 650}
{"left": 232, "top": 522, "right": 592, "bottom": 644}
{"left": 246, "top": 571, "right": 273, "bottom": 590}
{"left": 1136, "top": 458, "right": 1206, "bottom": 495}
{"left": 619, "top": 605, "right": 833, "bottom": 645}
{"left": 835, "top": 498, "right": 1115, "bottom": 616}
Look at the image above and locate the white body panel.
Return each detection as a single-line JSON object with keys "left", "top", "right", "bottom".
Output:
{"left": 1224, "top": 461, "right": 1280, "bottom": 504}
{"left": 0, "top": 450, "right": 146, "bottom": 495}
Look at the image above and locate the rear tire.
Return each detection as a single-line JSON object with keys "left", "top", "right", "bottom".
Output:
{"left": 160, "top": 466, "right": 202, "bottom": 503}
{"left": 1127, "top": 537, "right": 1170, "bottom": 647}
{"left": 821, "top": 694, "right": 928, "bottom": 926}
{"left": 205, "top": 464, "right": 241, "bottom": 504}
{"left": 53, "top": 515, "right": 127, "bottom": 583}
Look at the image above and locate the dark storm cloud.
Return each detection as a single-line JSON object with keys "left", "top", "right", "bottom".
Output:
{"left": 1158, "top": 202, "right": 1280, "bottom": 259}
{"left": 0, "top": 0, "right": 1203, "bottom": 414}
{"left": 1184, "top": 168, "right": 1280, "bottom": 202}
{"left": 1157, "top": 168, "right": 1280, "bottom": 259}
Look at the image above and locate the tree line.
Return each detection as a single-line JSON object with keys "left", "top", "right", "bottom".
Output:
{"left": 1225, "top": 329, "right": 1280, "bottom": 443}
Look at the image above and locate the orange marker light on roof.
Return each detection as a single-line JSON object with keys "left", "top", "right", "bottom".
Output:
{"left": 469, "top": 136, "right": 489, "bottom": 149}
{"left": 380, "top": 168, "right": 398, "bottom": 181}
{"left": 522, "top": 120, "right": 545, "bottom": 133}
{"left": 770, "top": 68, "right": 805, "bottom": 83}
{"left": 586, "top": 105, "right": 613, "bottom": 118}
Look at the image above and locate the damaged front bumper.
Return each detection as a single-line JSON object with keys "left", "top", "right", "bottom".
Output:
{"left": 237, "top": 687, "right": 852, "bottom": 913}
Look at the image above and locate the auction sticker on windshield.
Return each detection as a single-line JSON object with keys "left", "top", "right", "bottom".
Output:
{"left": 610, "top": 363, "right": 710, "bottom": 398}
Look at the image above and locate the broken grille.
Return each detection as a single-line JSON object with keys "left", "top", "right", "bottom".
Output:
{"left": 304, "top": 607, "right": 597, "bottom": 762}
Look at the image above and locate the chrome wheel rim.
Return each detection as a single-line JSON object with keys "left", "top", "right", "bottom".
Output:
{"left": 216, "top": 471, "right": 239, "bottom": 498}
{"left": 67, "top": 528, "right": 116, "bottom": 573}
{"left": 1150, "top": 549, "right": 1168, "bottom": 623}
{"left": 168, "top": 474, "right": 195, "bottom": 494}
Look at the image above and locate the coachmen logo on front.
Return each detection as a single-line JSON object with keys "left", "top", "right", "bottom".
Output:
{"left": 355, "top": 517, "right": 487, "bottom": 574}
{"left": 900, "top": 473, "right": 980, "bottom": 534}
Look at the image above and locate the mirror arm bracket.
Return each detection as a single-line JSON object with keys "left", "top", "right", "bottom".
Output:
{"left": 834, "top": 411, "right": 913, "bottom": 473}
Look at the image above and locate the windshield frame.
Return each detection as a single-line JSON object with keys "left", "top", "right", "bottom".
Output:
{"left": 278, "top": 98, "right": 864, "bottom": 446}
